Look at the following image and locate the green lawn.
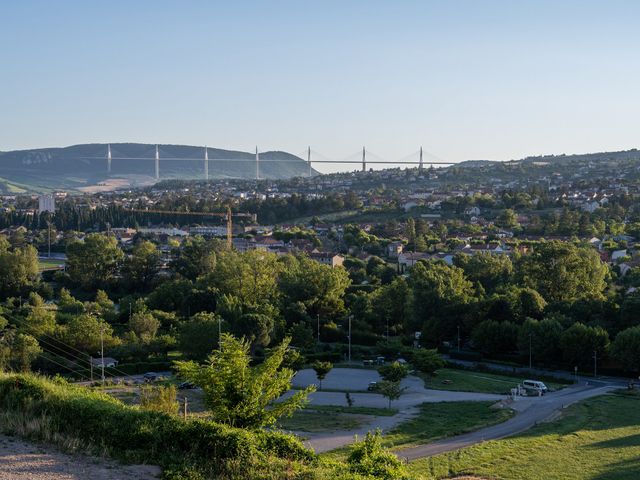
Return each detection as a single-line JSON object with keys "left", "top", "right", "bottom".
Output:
{"left": 409, "top": 390, "right": 640, "bottom": 480}
{"left": 424, "top": 368, "right": 566, "bottom": 394}
{"left": 38, "top": 258, "right": 65, "bottom": 271}
{"left": 277, "top": 410, "right": 367, "bottom": 433}
{"left": 321, "top": 401, "right": 513, "bottom": 462}
{"left": 386, "top": 401, "right": 514, "bottom": 450}
{"left": 304, "top": 405, "right": 398, "bottom": 416}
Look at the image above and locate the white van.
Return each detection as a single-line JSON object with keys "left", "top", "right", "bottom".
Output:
{"left": 522, "top": 380, "right": 548, "bottom": 395}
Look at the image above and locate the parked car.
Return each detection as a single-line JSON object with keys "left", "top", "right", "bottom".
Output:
{"left": 367, "top": 381, "right": 379, "bottom": 391}
{"left": 178, "top": 381, "right": 195, "bottom": 390}
{"left": 143, "top": 372, "right": 157, "bottom": 381}
{"left": 522, "top": 380, "right": 548, "bottom": 395}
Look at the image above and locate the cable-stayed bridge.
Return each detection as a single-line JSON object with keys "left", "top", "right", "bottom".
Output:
{"left": 76, "top": 144, "right": 454, "bottom": 181}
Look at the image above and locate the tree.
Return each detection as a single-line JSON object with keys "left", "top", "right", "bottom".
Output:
{"left": 171, "top": 236, "right": 218, "bottom": 280}
{"left": 409, "top": 261, "right": 474, "bottom": 342}
{"left": 347, "top": 430, "right": 407, "bottom": 480}
{"left": 496, "top": 209, "right": 518, "bottom": 228}
{"left": 560, "top": 322, "right": 610, "bottom": 369}
{"left": 57, "top": 314, "right": 117, "bottom": 354}
{"left": 178, "top": 312, "right": 223, "bottom": 360}
{"left": 10, "top": 333, "right": 42, "bottom": 372}
{"left": 0, "top": 240, "right": 39, "bottom": 299}
{"left": 66, "top": 234, "right": 124, "bottom": 289}
{"left": 174, "top": 334, "right": 314, "bottom": 428}
{"left": 454, "top": 252, "right": 513, "bottom": 294}
{"left": 312, "top": 360, "right": 333, "bottom": 391}
{"left": 279, "top": 254, "right": 351, "bottom": 324}
{"left": 378, "top": 361, "right": 409, "bottom": 383}
{"left": 611, "top": 326, "right": 640, "bottom": 371}
{"left": 517, "top": 317, "right": 564, "bottom": 364}
{"left": 23, "top": 302, "right": 57, "bottom": 338}
{"left": 129, "top": 310, "right": 161, "bottom": 340}
{"left": 123, "top": 240, "right": 161, "bottom": 290}
{"left": 410, "top": 349, "right": 445, "bottom": 375}
{"left": 516, "top": 242, "right": 609, "bottom": 303}
{"left": 471, "top": 320, "right": 518, "bottom": 356}
{"left": 378, "top": 380, "right": 406, "bottom": 408}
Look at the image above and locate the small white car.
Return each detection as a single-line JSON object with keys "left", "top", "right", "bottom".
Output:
{"left": 522, "top": 380, "right": 548, "bottom": 395}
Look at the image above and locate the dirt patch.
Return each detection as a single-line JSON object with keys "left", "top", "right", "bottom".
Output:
{"left": 0, "top": 434, "right": 161, "bottom": 479}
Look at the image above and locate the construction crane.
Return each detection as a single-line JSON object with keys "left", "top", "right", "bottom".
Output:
{"left": 124, "top": 207, "right": 253, "bottom": 250}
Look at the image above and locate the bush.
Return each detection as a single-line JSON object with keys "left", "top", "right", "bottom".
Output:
{"left": 347, "top": 430, "right": 407, "bottom": 480}
{"left": 139, "top": 384, "right": 178, "bottom": 415}
{"left": 0, "top": 372, "right": 314, "bottom": 476}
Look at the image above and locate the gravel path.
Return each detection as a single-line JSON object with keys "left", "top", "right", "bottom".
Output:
{"left": 0, "top": 435, "right": 161, "bottom": 480}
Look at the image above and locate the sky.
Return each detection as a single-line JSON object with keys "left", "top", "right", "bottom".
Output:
{"left": 2, "top": 0, "right": 640, "bottom": 173}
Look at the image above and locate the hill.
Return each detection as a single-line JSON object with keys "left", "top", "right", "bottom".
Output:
{"left": 0, "top": 143, "right": 317, "bottom": 193}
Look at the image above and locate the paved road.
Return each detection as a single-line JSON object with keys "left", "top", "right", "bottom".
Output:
{"left": 288, "top": 368, "right": 618, "bottom": 455}
{"left": 397, "top": 383, "right": 617, "bottom": 461}
{"left": 288, "top": 368, "right": 504, "bottom": 452}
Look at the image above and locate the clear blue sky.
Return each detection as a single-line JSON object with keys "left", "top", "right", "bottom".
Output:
{"left": 2, "top": 0, "right": 640, "bottom": 173}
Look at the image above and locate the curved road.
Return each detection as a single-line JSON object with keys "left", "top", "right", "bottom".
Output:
{"left": 287, "top": 368, "right": 619, "bottom": 456}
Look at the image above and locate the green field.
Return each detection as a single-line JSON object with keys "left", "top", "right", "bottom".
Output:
{"left": 424, "top": 368, "right": 566, "bottom": 394}
{"left": 386, "top": 401, "right": 514, "bottom": 450}
{"left": 38, "top": 258, "right": 66, "bottom": 271}
{"left": 409, "top": 391, "right": 640, "bottom": 480}
{"left": 321, "top": 401, "right": 513, "bottom": 462}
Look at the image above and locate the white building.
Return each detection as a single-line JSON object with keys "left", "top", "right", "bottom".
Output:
{"left": 38, "top": 194, "right": 55, "bottom": 214}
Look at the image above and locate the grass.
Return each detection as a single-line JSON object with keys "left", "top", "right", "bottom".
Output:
{"left": 322, "top": 401, "right": 513, "bottom": 462}
{"left": 424, "top": 368, "right": 566, "bottom": 394}
{"left": 385, "top": 401, "right": 514, "bottom": 450}
{"left": 38, "top": 258, "right": 65, "bottom": 271}
{"left": 409, "top": 390, "right": 640, "bottom": 480}
{"left": 306, "top": 405, "right": 398, "bottom": 416}
{"left": 277, "top": 411, "right": 367, "bottom": 433}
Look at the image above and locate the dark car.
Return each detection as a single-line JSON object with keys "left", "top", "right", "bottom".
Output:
{"left": 178, "top": 381, "right": 195, "bottom": 390}
{"left": 143, "top": 372, "right": 157, "bottom": 381}
{"left": 367, "top": 381, "right": 378, "bottom": 391}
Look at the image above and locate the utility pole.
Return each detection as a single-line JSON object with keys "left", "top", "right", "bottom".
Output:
{"left": 204, "top": 145, "right": 209, "bottom": 181}
{"left": 593, "top": 350, "right": 598, "bottom": 377}
{"left": 348, "top": 315, "right": 352, "bottom": 364}
{"left": 226, "top": 205, "right": 233, "bottom": 249}
{"left": 218, "top": 316, "right": 222, "bottom": 339}
{"left": 183, "top": 397, "right": 188, "bottom": 418}
{"left": 100, "top": 324, "right": 105, "bottom": 386}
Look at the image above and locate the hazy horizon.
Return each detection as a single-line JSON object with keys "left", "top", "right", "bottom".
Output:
{"left": 3, "top": 0, "right": 640, "bottom": 174}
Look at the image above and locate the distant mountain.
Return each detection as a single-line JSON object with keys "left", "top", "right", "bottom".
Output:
{"left": 0, "top": 143, "right": 317, "bottom": 193}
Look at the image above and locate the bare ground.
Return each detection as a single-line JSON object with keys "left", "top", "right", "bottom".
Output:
{"left": 0, "top": 434, "right": 161, "bottom": 480}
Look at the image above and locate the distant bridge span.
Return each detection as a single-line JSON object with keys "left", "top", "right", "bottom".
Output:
{"left": 83, "top": 145, "right": 454, "bottom": 181}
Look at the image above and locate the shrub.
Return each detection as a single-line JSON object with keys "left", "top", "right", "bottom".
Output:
{"left": 347, "top": 430, "right": 407, "bottom": 480}
{"left": 139, "top": 384, "right": 178, "bottom": 415}
{"left": 0, "top": 372, "right": 314, "bottom": 477}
